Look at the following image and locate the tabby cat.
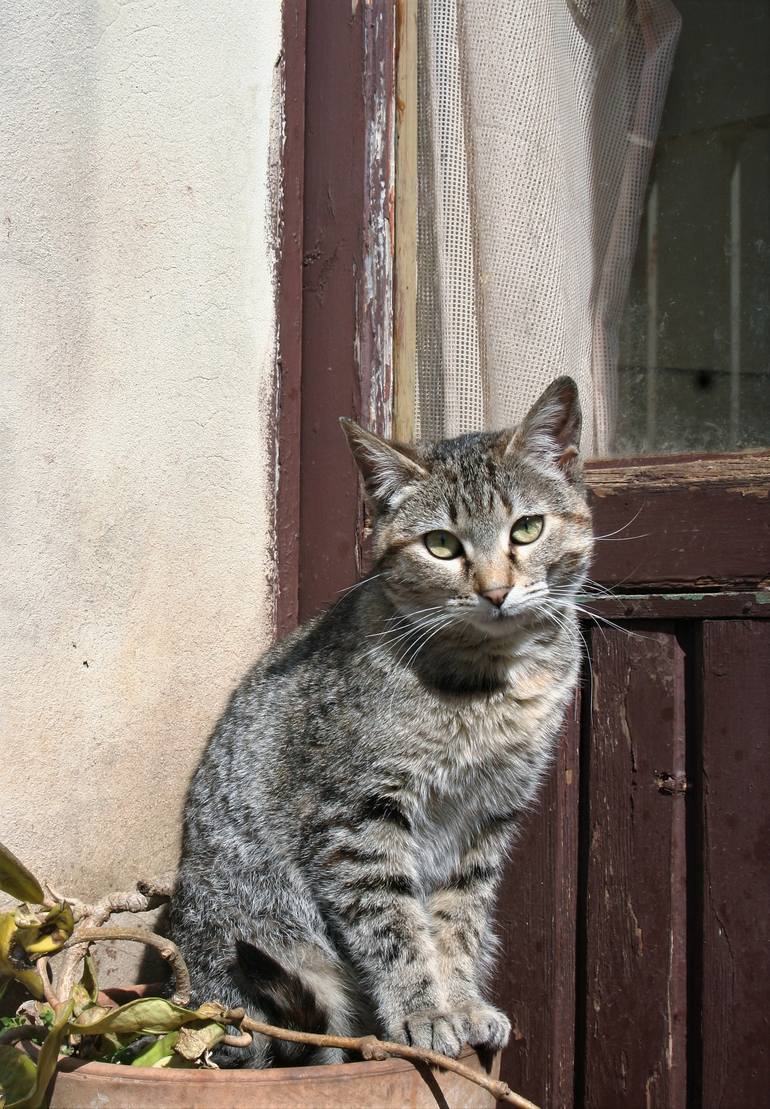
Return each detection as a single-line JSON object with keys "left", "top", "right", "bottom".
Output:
{"left": 170, "top": 376, "right": 593, "bottom": 1067}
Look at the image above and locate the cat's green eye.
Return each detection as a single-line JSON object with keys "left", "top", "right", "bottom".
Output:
{"left": 511, "top": 515, "right": 544, "bottom": 545}
{"left": 424, "top": 530, "right": 463, "bottom": 560}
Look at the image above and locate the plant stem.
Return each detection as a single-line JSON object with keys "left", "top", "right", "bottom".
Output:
{"left": 61, "top": 927, "right": 191, "bottom": 1005}
{"left": 231, "top": 1010, "right": 540, "bottom": 1109}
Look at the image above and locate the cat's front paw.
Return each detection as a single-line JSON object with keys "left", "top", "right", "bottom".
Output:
{"left": 389, "top": 1008, "right": 468, "bottom": 1058}
{"left": 457, "top": 1001, "right": 511, "bottom": 1051}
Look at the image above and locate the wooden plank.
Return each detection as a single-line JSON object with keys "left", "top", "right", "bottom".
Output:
{"left": 360, "top": 0, "right": 396, "bottom": 438}
{"left": 274, "top": 0, "right": 307, "bottom": 636}
{"left": 494, "top": 694, "right": 581, "bottom": 1109}
{"left": 581, "top": 625, "right": 687, "bottom": 1109}
{"left": 585, "top": 452, "right": 770, "bottom": 592}
{"left": 582, "top": 591, "right": 770, "bottom": 621}
{"left": 298, "top": 2, "right": 368, "bottom": 619}
{"left": 698, "top": 621, "right": 770, "bottom": 1108}
{"left": 393, "top": 0, "right": 418, "bottom": 443}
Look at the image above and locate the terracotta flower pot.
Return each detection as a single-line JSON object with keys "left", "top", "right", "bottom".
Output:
{"left": 46, "top": 986, "right": 501, "bottom": 1108}
{"left": 50, "top": 1046, "right": 501, "bottom": 1108}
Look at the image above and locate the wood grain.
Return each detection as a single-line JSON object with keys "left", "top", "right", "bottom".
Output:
{"left": 586, "top": 452, "right": 770, "bottom": 592}
{"left": 697, "top": 621, "right": 770, "bottom": 1109}
{"left": 298, "top": 2, "right": 368, "bottom": 619}
{"left": 274, "top": 0, "right": 307, "bottom": 636}
{"left": 583, "top": 591, "right": 770, "bottom": 621}
{"left": 495, "top": 694, "right": 581, "bottom": 1109}
{"left": 393, "top": 0, "right": 418, "bottom": 442}
{"left": 580, "top": 626, "right": 687, "bottom": 1109}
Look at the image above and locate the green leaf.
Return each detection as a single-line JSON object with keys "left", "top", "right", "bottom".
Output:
{"left": 173, "top": 1021, "right": 225, "bottom": 1061}
{"left": 67, "top": 997, "right": 227, "bottom": 1037}
{"left": 11, "top": 1000, "right": 74, "bottom": 1109}
{"left": 0, "top": 1046, "right": 37, "bottom": 1106}
{"left": 0, "top": 846, "right": 44, "bottom": 907}
{"left": 130, "top": 1032, "right": 179, "bottom": 1068}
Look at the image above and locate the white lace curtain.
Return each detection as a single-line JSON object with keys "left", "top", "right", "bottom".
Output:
{"left": 415, "top": 0, "right": 681, "bottom": 453}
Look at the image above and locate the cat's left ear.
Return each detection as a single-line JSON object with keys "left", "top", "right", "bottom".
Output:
{"left": 504, "top": 376, "right": 583, "bottom": 481}
{"left": 340, "top": 418, "right": 428, "bottom": 513}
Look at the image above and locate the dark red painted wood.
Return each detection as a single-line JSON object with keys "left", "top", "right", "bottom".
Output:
{"left": 297, "top": 1, "right": 368, "bottom": 621}
{"left": 586, "top": 454, "right": 770, "bottom": 592}
{"left": 275, "top": 0, "right": 307, "bottom": 636}
{"left": 495, "top": 695, "right": 581, "bottom": 1109}
{"left": 584, "top": 591, "right": 770, "bottom": 621}
{"left": 581, "top": 625, "right": 687, "bottom": 1109}
{"left": 697, "top": 621, "right": 770, "bottom": 1109}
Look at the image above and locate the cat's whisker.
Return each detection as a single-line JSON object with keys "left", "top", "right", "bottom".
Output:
{"left": 366, "top": 605, "right": 447, "bottom": 639}
{"left": 360, "top": 616, "right": 445, "bottom": 661}
{"left": 400, "top": 617, "right": 455, "bottom": 671}
{"left": 593, "top": 532, "right": 651, "bottom": 542}
{"left": 387, "top": 617, "right": 455, "bottom": 719}
{"left": 570, "top": 603, "right": 649, "bottom": 640}
{"left": 583, "top": 576, "right": 619, "bottom": 597}
{"left": 541, "top": 602, "right": 594, "bottom": 692}
{"left": 591, "top": 505, "right": 644, "bottom": 541}
{"left": 336, "top": 572, "right": 386, "bottom": 596}
{"left": 368, "top": 612, "right": 448, "bottom": 649}
{"left": 392, "top": 616, "right": 453, "bottom": 669}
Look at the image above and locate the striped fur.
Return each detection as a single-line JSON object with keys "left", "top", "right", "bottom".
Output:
{"left": 170, "top": 377, "right": 592, "bottom": 1065}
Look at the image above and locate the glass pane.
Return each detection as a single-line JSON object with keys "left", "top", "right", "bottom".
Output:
{"left": 615, "top": 0, "right": 770, "bottom": 455}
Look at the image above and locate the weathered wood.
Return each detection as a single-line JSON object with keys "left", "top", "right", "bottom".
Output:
{"left": 360, "top": 0, "right": 396, "bottom": 439}
{"left": 697, "top": 621, "right": 770, "bottom": 1108}
{"left": 393, "top": 0, "right": 418, "bottom": 442}
{"left": 274, "top": 0, "right": 307, "bottom": 636}
{"left": 581, "top": 625, "right": 687, "bottom": 1109}
{"left": 495, "top": 695, "right": 581, "bottom": 1109}
{"left": 585, "top": 452, "right": 770, "bottom": 592}
{"left": 297, "top": 2, "right": 368, "bottom": 619}
{"left": 581, "top": 591, "right": 770, "bottom": 621}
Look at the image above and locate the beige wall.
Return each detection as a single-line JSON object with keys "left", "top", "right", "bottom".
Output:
{"left": 0, "top": 1, "right": 281, "bottom": 907}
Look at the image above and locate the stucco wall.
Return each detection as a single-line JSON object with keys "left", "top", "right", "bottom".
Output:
{"left": 0, "top": 1, "right": 281, "bottom": 908}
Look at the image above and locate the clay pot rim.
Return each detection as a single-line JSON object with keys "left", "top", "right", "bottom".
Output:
{"left": 59, "top": 984, "right": 494, "bottom": 1084}
{"left": 57, "top": 1045, "right": 487, "bottom": 1085}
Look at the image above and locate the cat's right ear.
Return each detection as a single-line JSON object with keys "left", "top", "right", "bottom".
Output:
{"left": 340, "top": 418, "right": 427, "bottom": 514}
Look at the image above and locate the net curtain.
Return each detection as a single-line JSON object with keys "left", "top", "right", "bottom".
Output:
{"left": 415, "top": 0, "right": 681, "bottom": 453}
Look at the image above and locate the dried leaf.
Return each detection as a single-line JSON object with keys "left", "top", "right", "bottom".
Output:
{"left": 70, "top": 1005, "right": 112, "bottom": 1028}
{"left": 15, "top": 904, "right": 75, "bottom": 957}
{"left": 12, "top": 1000, "right": 74, "bottom": 1109}
{"left": 67, "top": 997, "right": 225, "bottom": 1037}
{"left": 174, "top": 1021, "right": 225, "bottom": 1061}
{"left": 0, "top": 846, "right": 44, "bottom": 907}
{"left": 80, "top": 953, "right": 98, "bottom": 1003}
{"left": 0, "top": 915, "right": 43, "bottom": 1001}
{"left": 0, "top": 1046, "right": 37, "bottom": 1107}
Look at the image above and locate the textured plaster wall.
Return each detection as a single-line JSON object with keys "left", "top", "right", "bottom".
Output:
{"left": 0, "top": 1, "right": 281, "bottom": 908}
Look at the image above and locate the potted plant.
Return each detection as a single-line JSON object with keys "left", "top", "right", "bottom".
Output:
{"left": 0, "top": 843, "right": 535, "bottom": 1108}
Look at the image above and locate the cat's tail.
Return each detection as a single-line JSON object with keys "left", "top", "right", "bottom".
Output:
{"left": 236, "top": 941, "right": 327, "bottom": 1032}
{"left": 227, "top": 940, "right": 342, "bottom": 1067}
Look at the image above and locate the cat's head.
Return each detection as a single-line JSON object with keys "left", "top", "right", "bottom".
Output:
{"left": 341, "top": 377, "right": 593, "bottom": 638}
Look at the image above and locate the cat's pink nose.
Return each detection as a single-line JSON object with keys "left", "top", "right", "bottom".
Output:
{"left": 482, "top": 588, "right": 510, "bottom": 608}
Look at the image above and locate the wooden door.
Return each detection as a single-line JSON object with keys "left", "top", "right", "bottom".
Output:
{"left": 494, "top": 459, "right": 770, "bottom": 1109}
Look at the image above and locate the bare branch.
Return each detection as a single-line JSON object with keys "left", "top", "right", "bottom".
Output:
{"left": 0, "top": 1025, "right": 48, "bottom": 1046}
{"left": 52, "top": 877, "right": 173, "bottom": 1001}
{"left": 233, "top": 1011, "right": 540, "bottom": 1109}
{"left": 62, "top": 926, "right": 191, "bottom": 1005}
{"left": 35, "top": 956, "right": 60, "bottom": 1009}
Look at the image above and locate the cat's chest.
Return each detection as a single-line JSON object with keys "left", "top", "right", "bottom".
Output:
{"left": 405, "top": 685, "right": 562, "bottom": 890}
